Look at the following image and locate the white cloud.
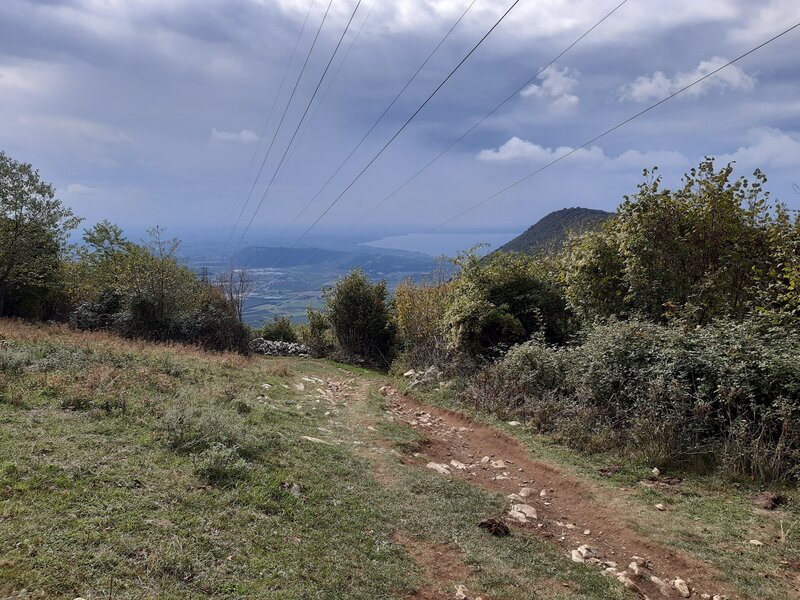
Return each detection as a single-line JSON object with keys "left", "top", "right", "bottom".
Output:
{"left": 211, "top": 128, "right": 260, "bottom": 143}
{"left": 717, "top": 127, "right": 800, "bottom": 169}
{"left": 621, "top": 56, "right": 756, "bottom": 102}
{"left": 65, "top": 183, "right": 100, "bottom": 195}
{"left": 520, "top": 67, "right": 579, "bottom": 110}
{"left": 477, "top": 137, "right": 688, "bottom": 170}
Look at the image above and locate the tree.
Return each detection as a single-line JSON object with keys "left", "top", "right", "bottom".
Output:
{"left": 217, "top": 268, "right": 253, "bottom": 323}
{"left": 324, "top": 270, "right": 395, "bottom": 366}
{"left": 562, "top": 159, "right": 795, "bottom": 323}
{"left": 0, "top": 151, "right": 81, "bottom": 316}
{"left": 444, "top": 249, "right": 572, "bottom": 358}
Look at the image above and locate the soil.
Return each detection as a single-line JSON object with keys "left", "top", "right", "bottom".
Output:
{"left": 381, "top": 384, "right": 735, "bottom": 600}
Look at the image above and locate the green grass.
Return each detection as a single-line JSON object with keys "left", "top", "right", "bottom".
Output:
{"left": 0, "top": 321, "right": 624, "bottom": 599}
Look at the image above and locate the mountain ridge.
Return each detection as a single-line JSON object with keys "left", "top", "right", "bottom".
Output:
{"left": 496, "top": 207, "right": 614, "bottom": 254}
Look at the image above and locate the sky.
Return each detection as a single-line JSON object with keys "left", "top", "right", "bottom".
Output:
{"left": 1, "top": 0, "right": 799, "bottom": 250}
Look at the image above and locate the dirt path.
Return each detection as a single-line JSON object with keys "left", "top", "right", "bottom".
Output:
{"left": 378, "top": 383, "right": 734, "bottom": 600}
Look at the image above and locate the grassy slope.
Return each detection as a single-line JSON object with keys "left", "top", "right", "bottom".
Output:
{"left": 0, "top": 321, "right": 622, "bottom": 600}
{"left": 411, "top": 386, "right": 800, "bottom": 600}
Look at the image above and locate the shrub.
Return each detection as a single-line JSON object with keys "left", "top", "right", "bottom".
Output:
{"left": 394, "top": 277, "right": 451, "bottom": 369}
{"left": 466, "top": 318, "right": 800, "bottom": 482}
{"left": 445, "top": 250, "right": 573, "bottom": 360}
{"left": 162, "top": 404, "right": 259, "bottom": 458}
{"left": 194, "top": 443, "right": 248, "bottom": 485}
{"left": 298, "top": 308, "right": 335, "bottom": 358}
{"left": 324, "top": 270, "right": 395, "bottom": 367}
{"left": 259, "top": 316, "right": 298, "bottom": 343}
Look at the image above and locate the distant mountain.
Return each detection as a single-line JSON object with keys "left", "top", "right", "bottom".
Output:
{"left": 496, "top": 207, "right": 614, "bottom": 254}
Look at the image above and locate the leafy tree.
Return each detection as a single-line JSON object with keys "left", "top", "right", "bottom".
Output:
{"left": 0, "top": 151, "right": 81, "bottom": 316}
{"left": 563, "top": 159, "right": 796, "bottom": 323}
{"left": 259, "top": 315, "right": 298, "bottom": 342}
{"left": 445, "top": 249, "right": 572, "bottom": 358}
{"left": 324, "top": 270, "right": 395, "bottom": 366}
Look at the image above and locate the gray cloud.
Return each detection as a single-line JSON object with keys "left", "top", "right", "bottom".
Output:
{"left": 0, "top": 0, "right": 797, "bottom": 244}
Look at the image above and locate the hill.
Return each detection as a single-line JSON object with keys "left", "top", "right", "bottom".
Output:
{"left": 497, "top": 207, "right": 613, "bottom": 254}
{"left": 0, "top": 319, "right": 788, "bottom": 599}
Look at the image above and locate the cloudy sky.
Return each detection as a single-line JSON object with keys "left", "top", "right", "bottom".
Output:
{"left": 1, "top": 0, "right": 798, "bottom": 247}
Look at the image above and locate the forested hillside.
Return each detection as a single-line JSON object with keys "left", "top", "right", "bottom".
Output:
{"left": 496, "top": 207, "right": 613, "bottom": 254}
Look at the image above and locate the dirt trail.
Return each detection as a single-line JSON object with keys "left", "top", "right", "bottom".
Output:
{"left": 379, "top": 384, "right": 734, "bottom": 600}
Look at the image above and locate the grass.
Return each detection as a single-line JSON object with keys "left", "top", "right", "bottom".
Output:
{"left": 0, "top": 320, "right": 624, "bottom": 599}
{"left": 407, "top": 382, "right": 800, "bottom": 600}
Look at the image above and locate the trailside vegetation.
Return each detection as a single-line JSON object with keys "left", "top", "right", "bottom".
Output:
{"left": 317, "top": 158, "right": 800, "bottom": 482}
{"left": 0, "top": 152, "right": 249, "bottom": 353}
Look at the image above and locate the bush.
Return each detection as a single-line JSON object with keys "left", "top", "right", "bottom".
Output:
{"left": 394, "top": 278, "right": 451, "bottom": 370}
{"left": 324, "top": 270, "right": 395, "bottom": 367}
{"left": 162, "top": 404, "right": 259, "bottom": 458}
{"left": 298, "top": 308, "right": 335, "bottom": 358}
{"left": 259, "top": 316, "right": 298, "bottom": 343}
{"left": 194, "top": 443, "right": 248, "bottom": 485}
{"left": 445, "top": 250, "right": 572, "bottom": 360}
{"left": 465, "top": 318, "right": 800, "bottom": 481}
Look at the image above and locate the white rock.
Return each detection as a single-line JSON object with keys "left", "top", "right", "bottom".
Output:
{"left": 539, "top": 489, "right": 548, "bottom": 497}
{"left": 426, "top": 462, "right": 451, "bottom": 476}
{"left": 700, "top": 595, "right": 711, "bottom": 600}
{"left": 650, "top": 576, "right": 671, "bottom": 597}
{"left": 518, "top": 487, "right": 536, "bottom": 498}
{"left": 671, "top": 577, "right": 691, "bottom": 598}
{"left": 616, "top": 572, "right": 637, "bottom": 590}
{"left": 570, "top": 550, "right": 585, "bottom": 563}
{"left": 652, "top": 467, "right": 661, "bottom": 477}
{"left": 576, "top": 545, "right": 594, "bottom": 559}
{"left": 510, "top": 504, "right": 537, "bottom": 520}
{"left": 490, "top": 459, "right": 506, "bottom": 469}
{"left": 450, "top": 460, "right": 467, "bottom": 470}
{"left": 507, "top": 420, "right": 521, "bottom": 426}
{"left": 403, "top": 369, "right": 416, "bottom": 378}
{"left": 509, "top": 510, "right": 529, "bottom": 523}
{"left": 565, "top": 523, "right": 576, "bottom": 530}
{"left": 300, "top": 436, "right": 332, "bottom": 445}
{"left": 480, "top": 456, "right": 490, "bottom": 465}
{"left": 749, "top": 539, "right": 764, "bottom": 546}
{"left": 507, "top": 493, "right": 524, "bottom": 502}
{"left": 628, "top": 561, "right": 640, "bottom": 576}
{"left": 454, "top": 584, "right": 469, "bottom": 599}
{"left": 583, "top": 529, "right": 591, "bottom": 535}
{"left": 655, "top": 503, "right": 666, "bottom": 511}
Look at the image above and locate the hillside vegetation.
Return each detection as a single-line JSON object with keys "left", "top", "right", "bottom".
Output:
{"left": 496, "top": 207, "right": 613, "bottom": 254}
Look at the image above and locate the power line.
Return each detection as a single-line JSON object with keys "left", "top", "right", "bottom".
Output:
{"left": 235, "top": 0, "right": 365, "bottom": 251}
{"left": 258, "top": 0, "right": 627, "bottom": 284}
{"left": 290, "top": 0, "right": 380, "bottom": 160}
{"left": 224, "top": 0, "right": 316, "bottom": 228}
{"left": 431, "top": 19, "right": 800, "bottom": 230}
{"left": 270, "top": 0, "right": 520, "bottom": 261}
{"left": 225, "top": 0, "right": 335, "bottom": 250}
{"left": 275, "top": 0, "right": 481, "bottom": 244}
{"left": 271, "top": 16, "right": 800, "bottom": 309}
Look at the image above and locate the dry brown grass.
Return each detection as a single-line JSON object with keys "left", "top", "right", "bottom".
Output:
{"left": 0, "top": 318, "right": 252, "bottom": 368}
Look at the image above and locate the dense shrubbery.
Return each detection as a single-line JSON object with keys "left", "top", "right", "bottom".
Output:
{"left": 68, "top": 225, "right": 250, "bottom": 353}
{"left": 324, "top": 270, "right": 395, "bottom": 367}
{"left": 464, "top": 319, "right": 800, "bottom": 481}
{"left": 0, "top": 152, "right": 251, "bottom": 353}
{"left": 258, "top": 315, "right": 298, "bottom": 343}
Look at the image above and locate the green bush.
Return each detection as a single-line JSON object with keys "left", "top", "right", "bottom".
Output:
{"left": 324, "top": 270, "right": 395, "bottom": 367}
{"left": 445, "top": 250, "right": 572, "bottom": 360}
{"left": 162, "top": 404, "right": 259, "bottom": 458}
{"left": 259, "top": 315, "right": 298, "bottom": 343}
{"left": 194, "top": 443, "right": 249, "bottom": 485}
{"left": 465, "top": 318, "right": 800, "bottom": 481}
{"left": 298, "top": 308, "right": 335, "bottom": 358}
